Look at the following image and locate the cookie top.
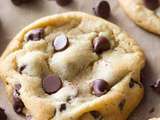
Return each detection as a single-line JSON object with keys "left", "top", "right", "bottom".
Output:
{"left": 0, "top": 12, "right": 145, "bottom": 120}
{"left": 118, "top": 0, "right": 160, "bottom": 35}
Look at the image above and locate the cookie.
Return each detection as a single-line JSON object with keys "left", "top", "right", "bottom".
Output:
{"left": 118, "top": 0, "right": 160, "bottom": 35}
{"left": 0, "top": 12, "right": 145, "bottom": 120}
{"left": 149, "top": 118, "right": 160, "bottom": 120}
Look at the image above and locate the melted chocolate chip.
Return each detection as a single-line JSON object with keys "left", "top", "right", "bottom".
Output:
{"left": 19, "top": 65, "right": 26, "bottom": 74}
{"left": 93, "top": 36, "right": 110, "bottom": 54}
{"left": 13, "top": 97, "right": 25, "bottom": 115}
{"left": 56, "top": 0, "right": 72, "bottom": 6}
{"left": 0, "top": 108, "right": 7, "bottom": 120}
{"left": 59, "top": 103, "right": 66, "bottom": 112}
{"left": 42, "top": 75, "right": 62, "bottom": 94}
{"left": 144, "top": 0, "right": 159, "bottom": 10}
{"left": 26, "top": 28, "right": 44, "bottom": 41}
{"left": 13, "top": 84, "right": 24, "bottom": 115}
{"left": 90, "top": 111, "right": 103, "bottom": 120}
{"left": 53, "top": 34, "right": 69, "bottom": 52}
{"left": 119, "top": 99, "right": 126, "bottom": 111}
{"left": 92, "top": 79, "right": 110, "bottom": 97}
{"left": 93, "top": 1, "right": 111, "bottom": 19}
{"left": 151, "top": 79, "right": 160, "bottom": 94}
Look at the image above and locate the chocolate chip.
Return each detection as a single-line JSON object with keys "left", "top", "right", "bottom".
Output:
{"left": 42, "top": 75, "right": 62, "bottom": 94}
{"left": 93, "top": 36, "right": 110, "bottom": 54}
{"left": 13, "top": 84, "right": 21, "bottom": 99}
{"left": 13, "top": 97, "right": 25, "bottom": 115}
{"left": 13, "top": 84, "right": 24, "bottom": 115}
{"left": 129, "top": 79, "right": 142, "bottom": 88}
{"left": 19, "top": 65, "right": 26, "bottom": 74}
{"left": 11, "top": 0, "right": 31, "bottom": 6}
{"left": 56, "top": 0, "right": 72, "bottom": 6}
{"left": 53, "top": 34, "right": 69, "bottom": 52}
{"left": 93, "top": 1, "right": 111, "bottom": 19}
{"left": 26, "top": 28, "right": 44, "bottom": 41}
{"left": 151, "top": 79, "right": 160, "bottom": 94}
{"left": 92, "top": 79, "right": 110, "bottom": 97}
{"left": 119, "top": 99, "right": 126, "bottom": 111}
{"left": 129, "top": 79, "right": 135, "bottom": 88}
{"left": 0, "top": 108, "right": 7, "bottom": 120}
{"left": 90, "top": 111, "right": 103, "bottom": 120}
{"left": 144, "top": 0, "right": 159, "bottom": 10}
{"left": 59, "top": 103, "right": 66, "bottom": 112}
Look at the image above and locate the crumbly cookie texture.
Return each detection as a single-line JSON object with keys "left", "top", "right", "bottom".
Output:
{"left": 0, "top": 12, "right": 145, "bottom": 120}
{"left": 118, "top": 0, "right": 160, "bottom": 35}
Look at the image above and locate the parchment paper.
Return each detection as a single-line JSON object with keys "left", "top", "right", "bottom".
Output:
{"left": 0, "top": 0, "right": 160, "bottom": 120}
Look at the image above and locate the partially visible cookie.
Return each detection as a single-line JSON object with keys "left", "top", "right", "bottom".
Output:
{"left": 0, "top": 12, "right": 145, "bottom": 120}
{"left": 118, "top": 0, "right": 160, "bottom": 35}
{"left": 149, "top": 118, "right": 160, "bottom": 120}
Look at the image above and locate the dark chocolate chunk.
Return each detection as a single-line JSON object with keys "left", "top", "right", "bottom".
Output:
{"left": 19, "top": 65, "right": 26, "bottom": 74}
{"left": 59, "top": 103, "right": 66, "bottom": 112}
{"left": 93, "top": 1, "right": 111, "bottom": 19}
{"left": 11, "top": 0, "right": 31, "bottom": 6}
{"left": 53, "top": 34, "right": 69, "bottom": 52}
{"left": 151, "top": 79, "right": 160, "bottom": 94}
{"left": 119, "top": 99, "right": 126, "bottom": 111}
{"left": 0, "top": 108, "right": 7, "bottom": 120}
{"left": 13, "top": 97, "right": 25, "bottom": 115}
{"left": 144, "top": 0, "right": 159, "bottom": 10}
{"left": 93, "top": 36, "right": 110, "bottom": 54}
{"left": 42, "top": 75, "right": 62, "bottom": 94}
{"left": 26, "top": 28, "right": 44, "bottom": 41}
{"left": 92, "top": 79, "right": 110, "bottom": 97}
{"left": 90, "top": 111, "right": 103, "bottom": 120}
{"left": 56, "top": 0, "right": 72, "bottom": 6}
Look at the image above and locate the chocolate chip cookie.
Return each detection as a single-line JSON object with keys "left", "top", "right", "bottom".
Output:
{"left": 118, "top": 0, "right": 160, "bottom": 35}
{"left": 0, "top": 12, "right": 145, "bottom": 120}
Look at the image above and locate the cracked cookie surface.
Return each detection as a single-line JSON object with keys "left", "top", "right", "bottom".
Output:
{"left": 0, "top": 12, "right": 145, "bottom": 120}
{"left": 118, "top": 0, "right": 160, "bottom": 35}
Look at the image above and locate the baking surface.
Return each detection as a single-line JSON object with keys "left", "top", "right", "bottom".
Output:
{"left": 0, "top": 0, "right": 160, "bottom": 120}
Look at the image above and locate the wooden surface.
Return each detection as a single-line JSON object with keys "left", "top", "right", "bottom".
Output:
{"left": 0, "top": 0, "right": 160, "bottom": 120}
